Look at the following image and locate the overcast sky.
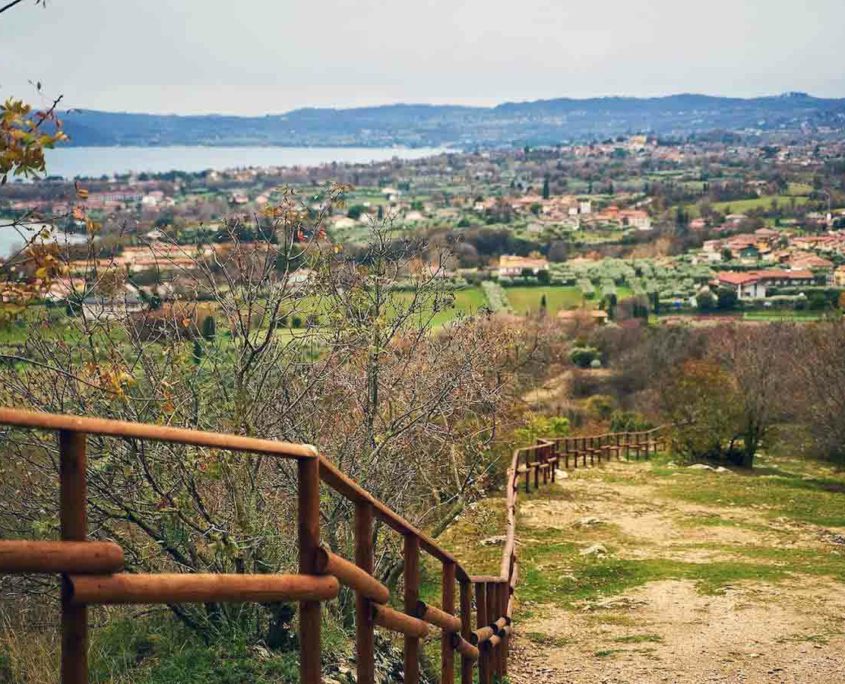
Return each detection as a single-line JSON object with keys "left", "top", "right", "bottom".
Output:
{"left": 2, "top": 0, "right": 844, "bottom": 115}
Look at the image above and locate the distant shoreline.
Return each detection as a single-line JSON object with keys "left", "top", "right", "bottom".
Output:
{"left": 42, "top": 145, "right": 451, "bottom": 179}
{"left": 60, "top": 142, "right": 455, "bottom": 150}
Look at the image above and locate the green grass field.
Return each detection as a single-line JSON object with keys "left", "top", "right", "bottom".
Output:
{"left": 681, "top": 192, "right": 815, "bottom": 219}
{"left": 504, "top": 286, "right": 586, "bottom": 315}
{"left": 787, "top": 182, "right": 814, "bottom": 195}
{"left": 711, "top": 194, "right": 812, "bottom": 214}
{"left": 428, "top": 287, "right": 488, "bottom": 327}
{"left": 616, "top": 286, "right": 634, "bottom": 300}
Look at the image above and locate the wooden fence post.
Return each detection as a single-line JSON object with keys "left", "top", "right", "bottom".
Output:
{"left": 524, "top": 451, "right": 531, "bottom": 493}
{"left": 441, "top": 561, "right": 456, "bottom": 684}
{"left": 499, "top": 581, "right": 509, "bottom": 679}
{"left": 404, "top": 534, "right": 420, "bottom": 684}
{"left": 459, "top": 579, "right": 474, "bottom": 684}
{"left": 542, "top": 446, "right": 548, "bottom": 485}
{"left": 60, "top": 430, "right": 87, "bottom": 684}
{"left": 486, "top": 582, "right": 499, "bottom": 678}
{"left": 355, "top": 501, "right": 375, "bottom": 684}
{"left": 298, "top": 457, "right": 321, "bottom": 684}
{"left": 476, "top": 582, "right": 490, "bottom": 684}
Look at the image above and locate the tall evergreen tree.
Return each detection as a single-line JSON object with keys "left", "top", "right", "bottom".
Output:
{"left": 201, "top": 315, "right": 216, "bottom": 341}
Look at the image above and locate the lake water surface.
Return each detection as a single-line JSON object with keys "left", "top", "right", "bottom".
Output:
{"left": 0, "top": 223, "right": 89, "bottom": 259}
{"left": 44, "top": 146, "right": 449, "bottom": 179}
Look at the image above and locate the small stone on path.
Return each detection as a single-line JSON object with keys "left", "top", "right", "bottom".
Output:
{"left": 579, "top": 543, "right": 608, "bottom": 557}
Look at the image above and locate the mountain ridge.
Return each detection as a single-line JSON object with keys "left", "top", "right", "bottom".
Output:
{"left": 59, "top": 93, "right": 845, "bottom": 148}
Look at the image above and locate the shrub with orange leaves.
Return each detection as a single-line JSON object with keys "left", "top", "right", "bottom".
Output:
{"left": 0, "top": 98, "right": 67, "bottom": 184}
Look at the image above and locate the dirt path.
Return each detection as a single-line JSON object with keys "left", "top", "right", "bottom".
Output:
{"left": 521, "top": 370, "right": 572, "bottom": 406}
{"left": 507, "top": 460, "right": 845, "bottom": 684}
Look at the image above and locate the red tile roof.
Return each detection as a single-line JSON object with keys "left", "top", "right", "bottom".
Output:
{"left": 715, "top": 270, "right": 814, "bottom": 286}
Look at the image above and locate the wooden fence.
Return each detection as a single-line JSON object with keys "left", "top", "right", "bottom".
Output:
{"left": 0, "top": 408, "right": 663, "bottom": 683}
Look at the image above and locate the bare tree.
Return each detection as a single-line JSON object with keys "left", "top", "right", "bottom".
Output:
{"left": 0, "top": 190, "right": 532, "bottom": 650}
{"left": 709, "top": 324, "right": 794, "bottom": 467}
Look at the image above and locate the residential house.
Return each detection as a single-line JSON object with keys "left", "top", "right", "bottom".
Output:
{"left": 332, "top": 216, "right": 358, "bottom": 230}
{"left": 701, "top": 239, "right": 725, "bottom": 262}
{"left": 45, "top": 277, "right": 87, "bottom": 303}
{"left": 721, "top": 233, "right": 774, "bottom": 261}
{"left": 725, "top": 214, "right": 749, "bottom": 226}
{"left": 788, "top": 253, "right": 834, "bottom": 275}
{"left": 754, "top": 227, "right": 780, "bottom": 243}
{"left": 497, "top": 255, "right": 549, "bottom": 278}
{"left": 620, "top": 209, "right": 652, "bottom": 231}
{"left": 595, "top": 205, "right": 621, "bottom": 224}
{"left": 82, "top": 282, "right": 145, "bottom": 320}
{"left": 714, "top": 270, "right": 815, "bottom": 299}
{"left": 381, "top": 187, "right": 401, "bottom": 203}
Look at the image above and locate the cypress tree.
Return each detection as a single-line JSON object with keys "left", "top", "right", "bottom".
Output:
{"left": 201, "top": 315, "right": 216, "bottom": 341}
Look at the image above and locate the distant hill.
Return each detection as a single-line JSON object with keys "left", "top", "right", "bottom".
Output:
{"left": 60, "top": 93, "right": 845, "bottom": 148}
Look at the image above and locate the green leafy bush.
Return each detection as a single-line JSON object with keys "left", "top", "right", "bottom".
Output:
{"left": 570, "top": 346, "right": 600, "bottom": 368}
{"left": 515, "top": 414, "right": 570, "bottom": 444}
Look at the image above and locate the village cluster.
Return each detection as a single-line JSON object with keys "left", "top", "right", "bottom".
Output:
{"left": 1, "top": 134, "right": 844, "bottom": 324}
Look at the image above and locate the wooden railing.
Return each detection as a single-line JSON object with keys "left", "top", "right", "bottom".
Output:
{"left": 0, "top": 408, "right": 663, "bottom": 683}
{"left": 519, "top": 427, "right": 667, "bottom": 490}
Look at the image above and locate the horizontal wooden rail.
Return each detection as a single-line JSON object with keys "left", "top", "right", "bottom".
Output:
{"left": 469, "top": 575, "right": 506, "bottom": 584}
{"left": 451, "top": 633, "right": 480, "bottom": 660}
{"left": 371, "top": 603, "right": 429, "bottom": 639}
{"left": 415, "top": 600, "right": 462, "bottom": 633}
{"left": 0, "top": 541, "right": 123, "bottom": 574}
{"left": 0, "top": 408, "right": 317, "bottom": 459}
{"left": 0, "top": 407, "right": 666, "bottom": 683}
{"left": 471, "top": 625, "right": 497, "bottom": 646}
{"left": 317, "top": 456, "right": 469, "bottom": 580}
{"left": 67, "top": 573, "right": 340, "bottom": 605}
{"left": 314, "top": 547, "right": 389, "bottom": 605}
{"left": 491, "top": 616, "right": 508, "bottom": 633}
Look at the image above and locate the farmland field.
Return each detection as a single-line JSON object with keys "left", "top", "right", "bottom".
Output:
{"left": 394, "top": 286, "right": 489, "bottom": 328}
{"left": 504, "top": 286, "right": 586, "bottom": 315}
{"left": 428, "top": 287, "right": 488, "bottom": 326}
{"left": 682, "top": 193, "right": 815, "bottom": 219}
{"left": 711, "top": 194, "right": 812, "bottom": 214}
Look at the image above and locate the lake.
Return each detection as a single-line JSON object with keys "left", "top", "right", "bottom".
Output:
{"left": 43, "top": 146, "right": 449, "bottom": 179}
{"left": 0, "top": 223, "right": 89, "bottom": 259}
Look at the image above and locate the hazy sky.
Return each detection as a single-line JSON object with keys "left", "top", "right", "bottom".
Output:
{"left": 2, "top": 0, "right": 844, "bottom": 114}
